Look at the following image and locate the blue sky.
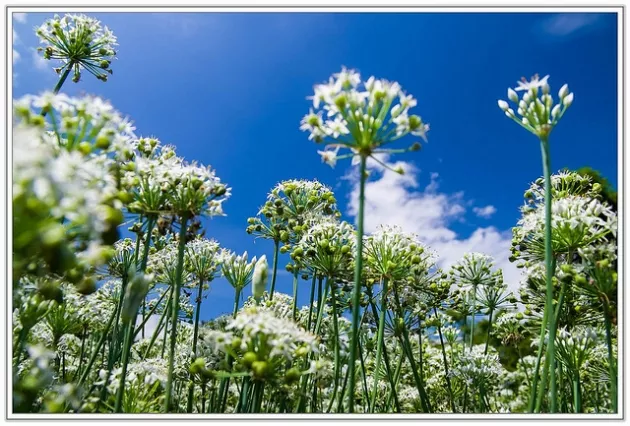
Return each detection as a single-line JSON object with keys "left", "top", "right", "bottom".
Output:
{"left": 12, "top": 11, "right": 618, "bottom": 322}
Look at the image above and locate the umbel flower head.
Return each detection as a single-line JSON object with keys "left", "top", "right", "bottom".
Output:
{"left": 292, "top": 220, "right": 356, "bottom": 280}
{"left": 498, "top": 74, "right": 574, "bottom": 139}
{"left": 246, "top": 179, "right": 339, "bottom": 246}
{"left": 14, "top": 92, "right": 137, "bottom": 162}
{"left": 301, "top": 66, "right": 427, "bottom": 169}
{"left": 35, "top": 14, "right": 117, "bottom": 83}
{"left": 222, "top": 250, "right": 257, "bottom": 292}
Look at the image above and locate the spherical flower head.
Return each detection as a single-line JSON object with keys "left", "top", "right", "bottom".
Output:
{"left": 302, "top": 66, "right": 429, "bottom": 166}
{"left": 252, "top": 255, "right": 269, "bottom": 299}
{"left": 523, "top": 171, "right": 600, "bottom": 208}
{"left": 247, "top": 179, "right": 339, "bottom": 247}
{"left": 293, "top": 220, "right": 355, "bottom": 279}
{"left": 14, "top": 92, "right": 137, "bottom": 164}
{"left": 498, "top": 74, "right": 574, "bottom": 139}
{"left": 514, "top": 195, "right": 616, "bottom": 260}
{"left": 185, "top": 237, "right": 222, "bottom": 282}
{"left": 450, "top": 252, "right": 498, "bottom": 291}
{"left": 363, "top": 224, "right": 429, "bottom": 281}
{"left": 35, "top": 14, "right": 117, "bottom": 83}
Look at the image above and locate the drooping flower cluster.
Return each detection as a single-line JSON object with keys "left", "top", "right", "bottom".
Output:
{"left": 35, "top": 14, "right": 117, "bottom": 83}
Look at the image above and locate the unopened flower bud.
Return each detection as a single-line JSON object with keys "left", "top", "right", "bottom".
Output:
{"left": 558, "top": 83, "right": 569, "bottom": 99}
{"left": 563, "top": 93, "right": 574, "bottom": 107}
{"left": 508, "top": 88, "right": 518, "bottom": 102}
{"left": 497, "top": 100, "right": 509, "bottom": 111}
{"left": 551, "top": 104, "right": 561, "bottom": 118}
{"left": 252, "top": 255, "right": 268, "bottom": 299}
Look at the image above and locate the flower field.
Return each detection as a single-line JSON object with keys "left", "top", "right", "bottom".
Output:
{"left": 11, "top": 13, "right": 619, "bottom": 415}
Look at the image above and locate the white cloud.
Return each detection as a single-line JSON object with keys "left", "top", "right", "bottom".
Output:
{"left": 13, "top": 13, "right": 27, "bottom": 24}
{"left": 540, "top": 13, "right": 603, "bottom": 37}
{"left": 346, "top": 159, "right": 522, "bottom": 293}
{"left": 31, "top": 48, "right": 49, "bottom": 70}
{"left": 473, "top": 205, "right": 497, "bottom": 219}
{"left": 13, "top": 49, "right": 20, "bottom": 64}
{"left": 135, "top": 314, "right": 160, "bottom": 342}
{"left": 13, "top": 29, "right": 19, "bottom": 44}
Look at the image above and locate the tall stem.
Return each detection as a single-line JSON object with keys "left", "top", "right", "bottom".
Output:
{"left": 528, "top": 257, "right": 556, "bottom": 412}
{"left": 164, "top": 214, "right": 190, "bottom": 412}
{"left": 307, "top": 275, "right": 317, "bottom": 331}
{"left": 369, "top": 279, "right": 388, "bottom": 412}
{"left": 291, "top": 270, "right": 299, "bottom": 321}
{"left": 573, "top": 370, "right": 581, "bottom": 413}
{"left": 187, "top": 278, "right": 206, "bottom": 413}
{"left": 347, "top": 154, "right": 367, "bottom": 413}
{"left": 434, "top": 308, "right": 456, "bottom": 412}
{"left": 603, "top": 299, "right": 617, "bottom": 412}
{"left": 484, "top": 308, "right": 494, "bottom": 355}
{"left": 540, "top": 137, "right": 558, "bottom": 412}
{"left": 470, "top": 287, "right": 476, "bottom": 349}
{"left": 268, "top": 240, "right": 280, "bottom": 300}
{"left": 326, "top": 278, "right": 341, "bottom": 413}
{"left": 113, "top": 217, "right": 156, "bottom": 412}
{"left": 52, "top": 63, "right": 73, "bottom": 94}
{"left": 142, "top": 289, "right": 172, "bottom": 359}
{"left": 392, "top": 284, "right": 431, "bottom": 412}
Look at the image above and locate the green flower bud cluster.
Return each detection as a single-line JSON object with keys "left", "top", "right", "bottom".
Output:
{"left": 246, "top": 180, "right": 340, "bottom": 257}
{"left": 292, "top": 220, "right": 355, "bottom": 279}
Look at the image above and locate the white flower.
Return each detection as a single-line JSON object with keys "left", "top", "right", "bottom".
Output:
{"left": 317, "top": 147, "right": 340, "bottom": 168}
{"left": 515, "top": 74, "right": 550, "bottom": 92}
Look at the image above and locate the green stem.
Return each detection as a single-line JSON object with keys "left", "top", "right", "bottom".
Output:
{"left": 392, "top": 284, "right": 431, "bottom": 412}
{"left": 346, "top": 154, "right": 367, "bottom": 413}
{"left": 470, "top": 287, "right": 476, "bottom": 349}
{"left": 268, "top": 240, "right": 280, "bottom": 300}
{"left": 540, "top": 137, "right": 558, "bottom": 413}
{"left": 113, "top": 320, "right": 134, "bottom": 412}
{"left": 573, "top": 370, "right": 581, "bottom": 413}
{"left": 528, "top": 257, "right": 557, "bottom": 412}
{"left": 434, "top": 308, "right": 456, "bottom": 412}
{"left": 484, "top": 308, "right": 494, "bottom": 355}
{"left": 187, "top": 278, "right": 206, "bottom": 413}
{"left": 326, "top": 279, "right": 341, "bottom": 413}
{"left": 307, "top": 275, "right": 317, "bottom": 331}
{"left": 291, "top": 270, "right": 299, "bottom": 321}
{"left": 164, "top": 214, "right": 190, "bottom": 413}
{"left": 52, "top": 63, "right": 73, "bottom": 94}
{"left": 216, "top": 287, "right": 241, "bottom": 412}
{"left": 603, "top": 299, "right": 617, "bottom": 412}
{"left": 369, "top": 279, "right": 388, "bottom": 412}
{"left": 357, "top": 334, "right": 370, "bottom": 413}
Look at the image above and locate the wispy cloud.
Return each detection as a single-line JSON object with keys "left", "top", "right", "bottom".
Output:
{"left": 538, "top": 13, "right": 607, "bottom": 39}
{"left": 13, "top": 49, "right": 21, "bottom": 64}
{"left": 31, "top": 48, "right": 49, "bottom": 70}
{"left": 473, "top": 205, "right": 497, "bottom": 219}
{"left": 346, "top": 159, "right": 521, "bottom": 293}
{"left": 13, "top": 13, "right": 27, "bottom": 24}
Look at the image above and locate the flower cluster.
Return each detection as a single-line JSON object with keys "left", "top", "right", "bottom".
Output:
{"left": 292, "top": 220, "right": 356, "bottom": 279}
{"left": 36, "top": 14, "right": 117, "bottom": 83}
{"left": 301, "top": 67, "right": 427, "bottom": 167}
{"left": 498, "top": 74, "right": 574, "bottom": 139}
